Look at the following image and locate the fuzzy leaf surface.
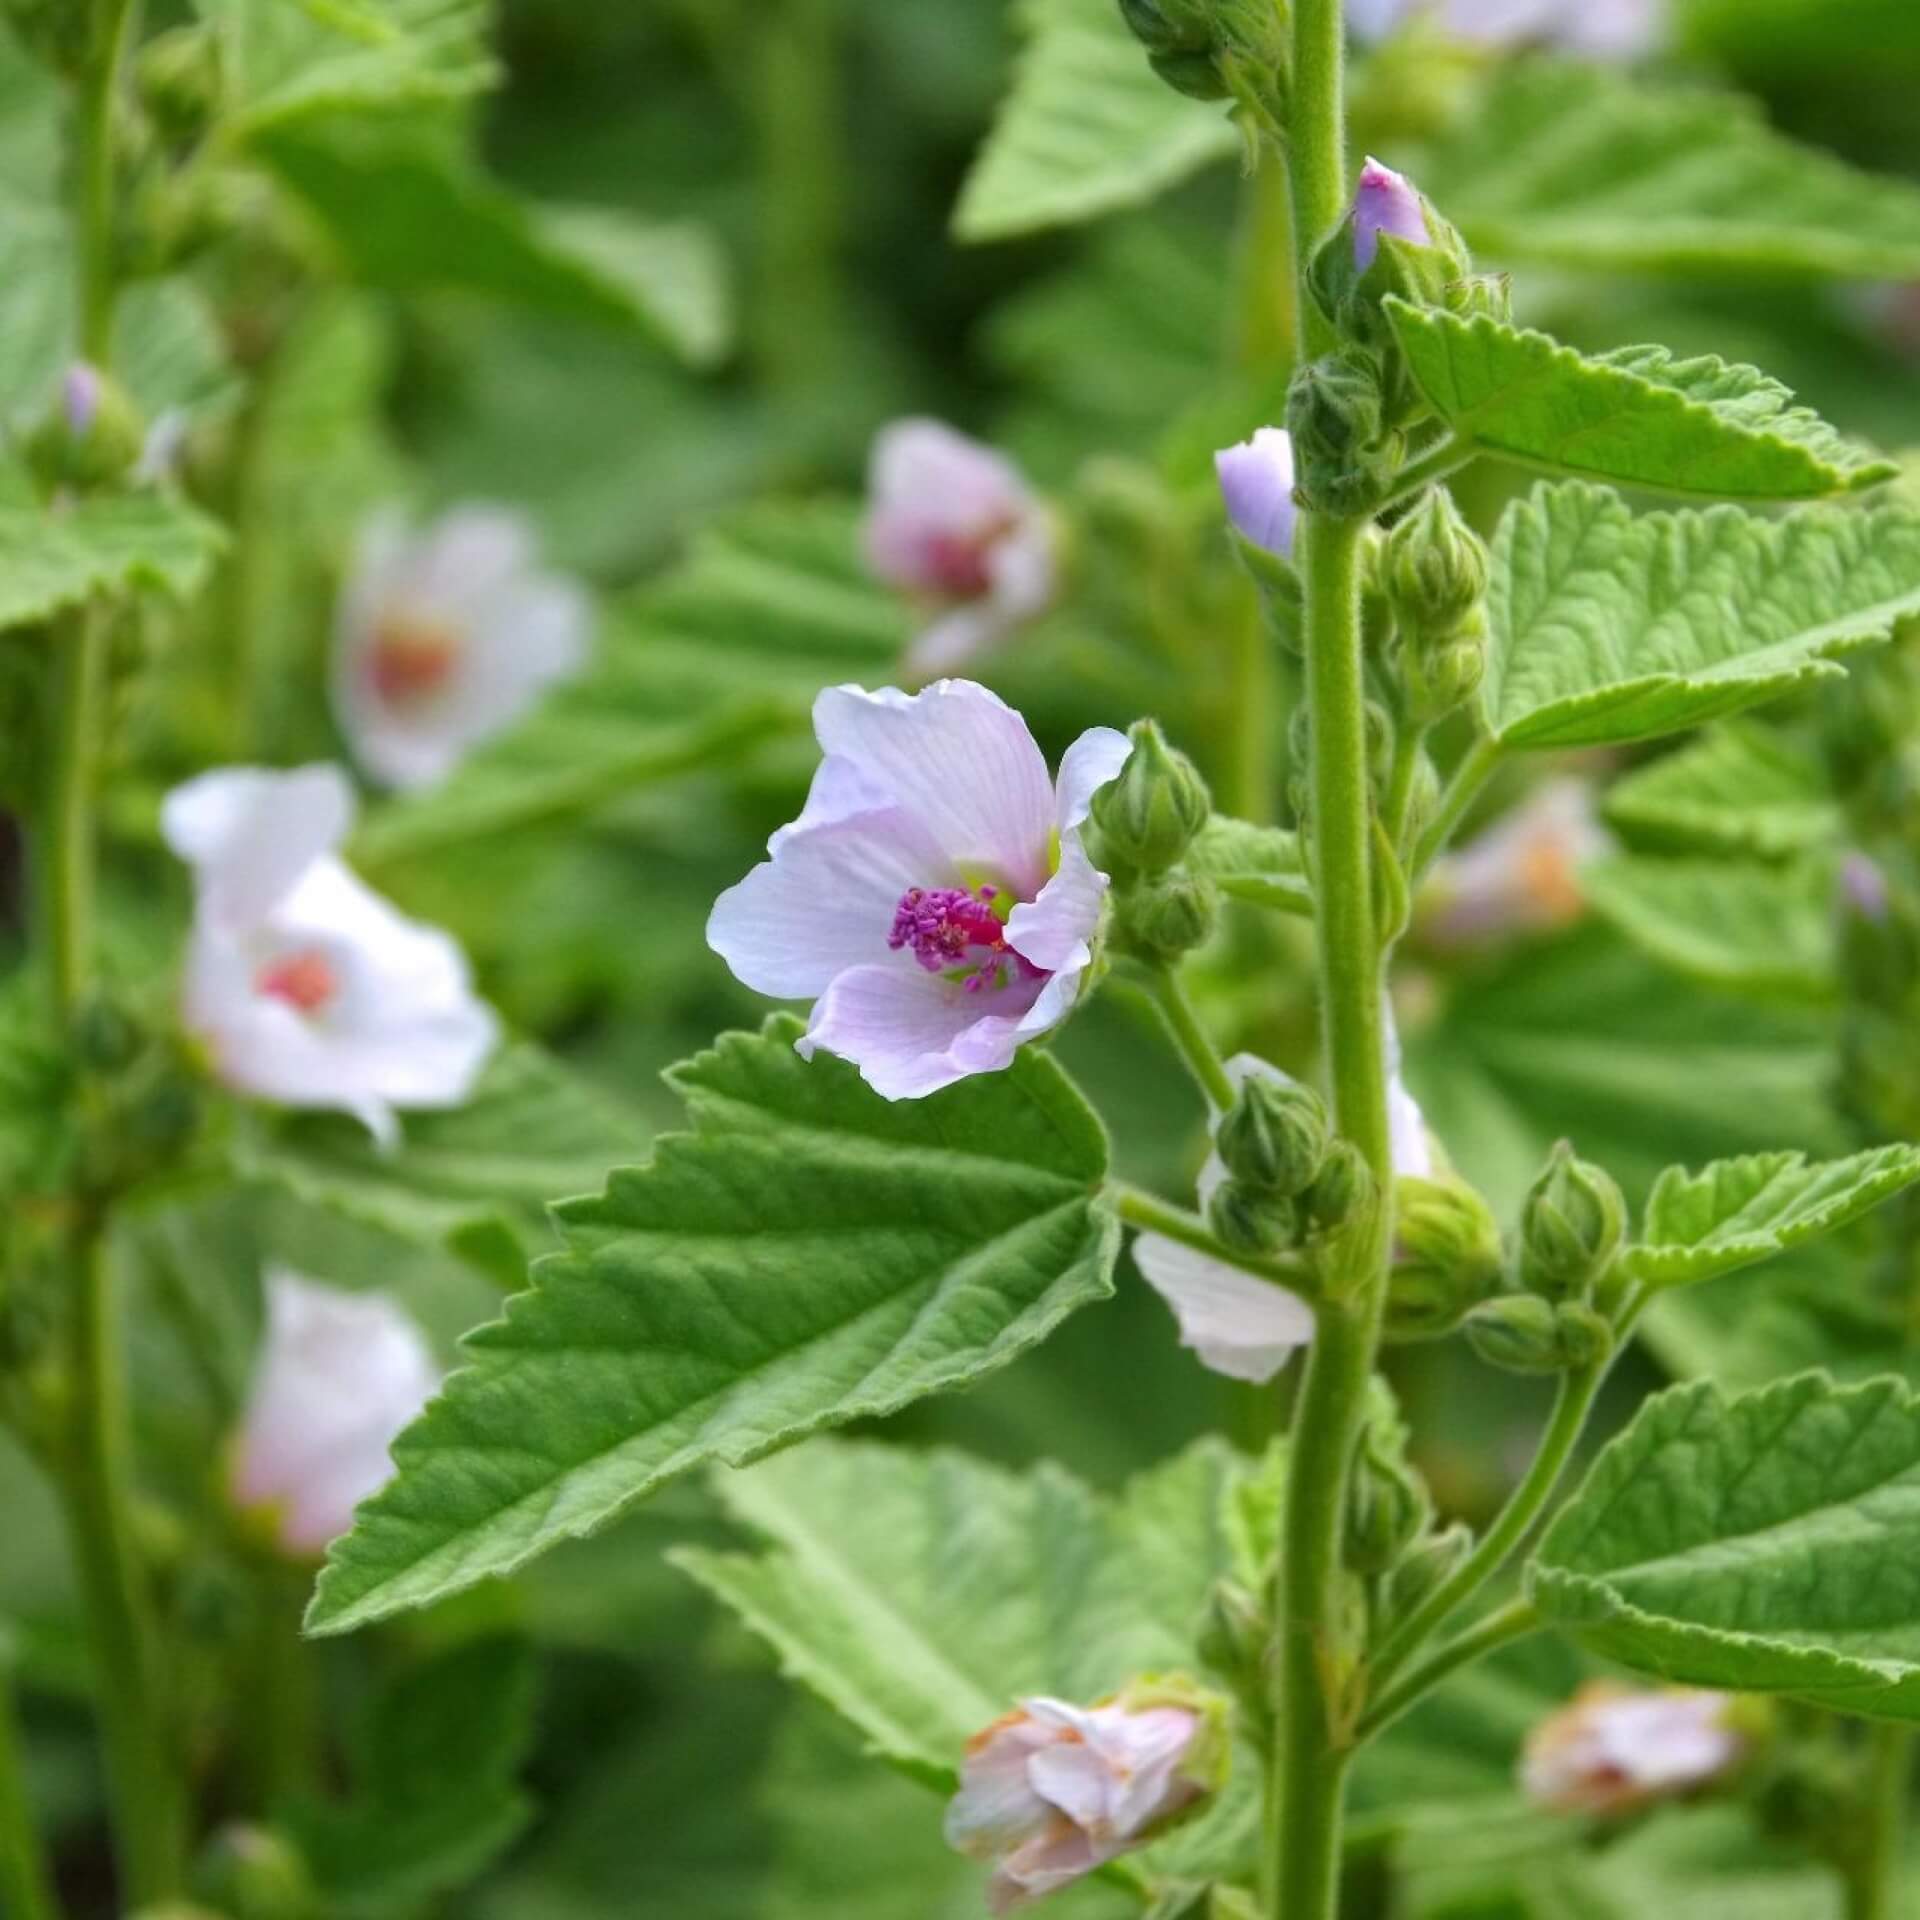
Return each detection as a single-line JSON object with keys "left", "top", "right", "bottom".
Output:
{"left": 1626, "top": 1146, "right": 1920, "bottom": 1290}
{"left": 1386, "top": 303, "right": 1892, "bottom": 500}
{"left": 1482, "top": 484, "right": 1920, "bottom": 749}
{"left": 1531, "top": 1373, "right": 1920, "bottom": 1716}
{"left": 954, "top": 0, "right": 1237, "bottom": 242}
{"left": 1603, "top": 724, "right": 1839, "bottom": 859}
{"left": 306, "top": 1020, "right": 1118, "bottom": 1635}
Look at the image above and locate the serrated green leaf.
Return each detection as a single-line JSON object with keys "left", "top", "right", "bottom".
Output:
{"left": 305, "top": 1019, "right": 1119, "bottom": 1636}
{"left": 1583, "top": 855, "right": 1835, "bottom": 999}
{"left": 1603, "top": 724, "right": 1839, "bottom": 859}
{"left": 1424, "top": 59, "right": 1920, "bottom": 279}
{"left": 254, "top": 119, "right": 731, "bottom": 363}
{"left": 1625, "top": 1146, "right": 1920, "bottom": 1291}
{"left": 1184, "top": 816, "right": 1312, "bottom": 915}
{"left": 1386, "top": 303, "right": 1891, "bottom": 500}
{"left": 237, "top": 1045, "right": 647, "bottom": 1281}
{"left": 0, "top": 495, "right": 227, "bottom": 633}
{"left": 1482, "top": 483, "right": 1920, "bottom": 749}
{"left": 1530, "top": 1373, "right": 1920, "bottom": 1717}
{"left": 954, "top": 0, "right": 1238, "bottom": 243}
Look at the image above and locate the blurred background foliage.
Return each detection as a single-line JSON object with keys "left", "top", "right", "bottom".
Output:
{"left": 6, "top": 0, "right": 1920, "bottom": 1911}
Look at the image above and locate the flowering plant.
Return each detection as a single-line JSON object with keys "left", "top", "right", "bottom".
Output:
{"left": 6, "top": 2, "right": 1920, "bottom": 1918}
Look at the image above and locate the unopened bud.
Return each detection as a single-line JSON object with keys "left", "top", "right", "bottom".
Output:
{"left": 1198, "top": 1578, "right": 1268, "bottom": 1715}
{"left": 136, "top": 24, "right": 223, "bottom": 145}
{"left": 1216, "top": 1073, "right": 1327, "bottom": 1197}
{"left": 1117, "top": 0, "right": 1211, "bottom": 52}
{"left": 1406, "top": 633, "right": 1485, "bottom": 724}
{"left": 1463, "top": 1295, "right": 1613, "bottom": 1375}
{"left": 1215, "top": 427, "right": 1298, "bottom": 561}
{"left": 1093, "top": 719, "right": 1212, "bottom": 874}
{"left": 1303, "top": 1139, "right": 1371, "bottom": 1233}
{"left": 1385, "top": 1172, "right": 1503, "bottom": 1341}
{"left": 1345, "top": 1427, "right": 1429, "bottom": 1574}
{"left": 28, "top": 363, "right": 144, "bottom": 493}
{"left": 1353, "top": 157, "right": 1429, "bottom": 271}
{"left": 1207, "top": 1177, "right": 1296, "bottom": 1257}
{"left": 192, "top": 1824, "right": 315, "bottom": 1920}
{"left": 1519, "top": 1141, "right": 1626, "bottom": 1299}
{"left": 1380, "top": 1520, "right": 1473, "bottom": 1634}
{"left": 1286, "top": 350, "right": 1398, "bottom": 518}
{"left": 1118, "top": 870, "right": 1219, "bottom": 962}
{"left": 1383, "top": 487, "right": 1488, "bottom": 642}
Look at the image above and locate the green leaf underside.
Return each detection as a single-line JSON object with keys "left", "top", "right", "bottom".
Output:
{"left": 254, "top": 119, "right": 730, "bottom": 363}
{"left": 953, "top": 0, "right": 1238, "bottom": 243}
{"left": 1626, "top": 1146, "right": 1920, "bottom": 1290}
{"left": 1425, "top": 60, "right": 1920, "bottom": 279}
{"left": 1386, "top": 303, "right": 1891, "bottom": 501}
{"left": 1483, "top": 483, "right": 1920, "bottom": 749}
{"left": 1603, "top": 724, "right": 1839, "bottom": 859}
{"left": 1583, "top": 856, "right": 1835, "bottom": 1000}
{"left": 305, "top": 1019, "right": 1118, "bottom": 1636}
{"left": 0, "top": 496, "right": 227, "bottom": 633}
{"left": 1531, "top": 1373, "right": 1920, "bottom": 1716}
{"left": 1184, "top": 816, "right": 1311, "bottom": 913}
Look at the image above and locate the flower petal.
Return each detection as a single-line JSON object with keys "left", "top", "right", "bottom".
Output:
{"left": 903, "top": 603, "right": 1008, "bottom": 680}
{"left": 1133, "top": 1236, "right": 1314, "bottom": 1383}
{"left": 162, "top": 764, "right": 354, "bottom": 928}
{"left": 1005, "top": 833, "right": 1107, "bottom": 977}
{"left": 1051, "top": 726, "right": 1132, "bottom": 835}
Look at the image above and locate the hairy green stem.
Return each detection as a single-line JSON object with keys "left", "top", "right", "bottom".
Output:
{"left": 1141, "top": 965, "right": 1239, "bottom": 1113}
{"left": 1377, "top": 438, "right": 1474, "bottom": 513}
{"left": 1110, "top": 1184, "right": 1318, "bottom": 1298}
{"left": 42, "top": 611, "right": 107, "bottom": 1017}
{"left": 1846, "top": 1723, "right": 1912, "bottom": 1920}
{"left": 1410, "top": 734, "right": 1502, "bottom": 877}
{"left": 1357, "top": 1598, "right": 1541, "bottom": 1743}
{"left": 0, "top": 1673, "right": 60, "bottom": 1920}
{"left": 1381, "top": 723, "right": 1425, "bottom": 858}
{"left": 1370, "top": 1360, "right": 1605, "bottom": 1689}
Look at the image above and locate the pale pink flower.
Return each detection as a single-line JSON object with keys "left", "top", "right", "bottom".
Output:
{"left": 1349, "top": 0, "right": 1663, "bottom": 55}
{"left": 946, "top": 1692, "right": 1221, "bottom": 1914}
{"left": 1522, "top": 1683, "right": 1741, "bottom": 1816}
{"left": 1215, "top": 428, "right": 1298, "bottom": 559}
{"left": 231, "top": 1270, "right": 439, "bottom": 1557}
{"left": 333, "top": 505, "right": 589, "bottom": 791}
{"left": 1421, "top": 778, "right": 1609, "bottom": 948}
{"left": 862, "top": 419, "right": 1056, "bottom": 679}
{"left": 707, "top": 680, "right": 1128, "bottom": 1101}
{"left": 163, "top": 764, "right": 498, "bottom": 1145}
{"left": 1355, "top": 157, "right": 1431, "bottom": 270}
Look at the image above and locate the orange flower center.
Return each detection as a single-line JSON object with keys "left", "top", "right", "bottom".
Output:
{"left": 369, "top": 613, "right": 461, "bottom": 705}
{"left": 256, "top": 949, "right": 338, "bottom": 1014}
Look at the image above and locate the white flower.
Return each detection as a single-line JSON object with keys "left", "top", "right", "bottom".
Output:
{"left": 333, "top": 505, "right": 589, "bottom": 791}
{"left": 231, "top": 1269, "right": 439, "bottom": 1557}
{"left": 862, "top": 419, "right": 1057, "bottom": 679}
{"left": 1521, "top": 1683, "right": 1742, "bottom": 1816}
{"left": 946, "top": 1690, "right": 1224, "bottom": 1914}
{"left": 1348, "top": 0, "right": 1663, "bottom": 56}
{"left": 1133, "top": 1040, "right": 1435, "bottom": 1383}
{"left": 1215, "top": 428, "right": 1298, "bottom": 559}
{"left": 1421, "top": 778, "right": 1609, "bottom": 948}
{"left": 707, "top": 680, "right": 1128, "bottom": 1101}
{"left": 163, "top": 764, "right": 499, "bottom": 1144}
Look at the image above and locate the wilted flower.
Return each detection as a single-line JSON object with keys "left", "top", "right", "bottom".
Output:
{"left": 862, "top": 419, "right": 1057, "bottom": 679}
{"left": 1522, "top": 1683, "right": 1742, "bottom": 1816}
{"left": 1353, "top": 157, "right": 1431, "bottom": 270}
{"left": 1215, "top": 426, "right": 1298, "bottom": 559}
{"left": 231, "top": 1269, "right": 439, "bottom": 1556}
{"left": 333, "top": 505, "right": 589, "bottom": 791}
{"left": 946, "top": 1683, "right": 1228, "bottom": 1914}
{"left": 707, "top": 680, "right": 1128, "bottom": 1100}
{"left": 1348, "top": 0, "right": 1663, "bottom": 56}
{"left": 1420, "top": 778, "right": 1609, "bottom": 948}
{"left": 162, "top": 763, "right": 498, "bottom": 1144}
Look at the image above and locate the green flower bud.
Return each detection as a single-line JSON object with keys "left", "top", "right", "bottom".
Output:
{"left": 1463, "top": 1296, "right": 1613, "bottom": 1375}
{"left": 1207, "top": 1177, "right": 1297, "bottom": 1256}
{"left": 1285, "top": 350, "right": 1400, "bottom": 520}
{"left": 1303, "top": 1138, "right": 1372, "bottom": 1233}
{"left": 1216, "top": 1072, "right": 1327, "bottom": 1198}
{"left": 1149, "top": 46, "right": 1231, "bottom": 97}
{"left": 1345, "top": 1425, "right": 1430, "bottom": 1575}
{"left": 1383, "top": 487, "right": 1488, "bottom": 642}
{"left": 1404, "top": 631, "right": 1485, "bottom": 725}
{"left": 136, "top": 25, "right": 224, "bottom": 145}
{"left": 1519, "top": 1140, "right": 1626, "bottom": 1299}
{"left": 26, "top": 364, "right": 145, "bottom": 494}
{"left": 1116, "top": 870, "right": 1219, "bottom": 961}
{"left": 192, "top": 1824, "right": 316, "bottom": 1920}
{"left": 1197, "top": 1578, "right": 1268, "bottom": 1722}
{"left": 75, "top": 994, "right": 144, "bottom": 1074}
{"left": 1092, "top": 718, "right": 1213, "bottom": 875}
{"left": 1379, "top": 1519, "right": 1474, "bottom": 1634}
{"left": 1385, "top": 1172, "right": 1503, "bottom": 1341}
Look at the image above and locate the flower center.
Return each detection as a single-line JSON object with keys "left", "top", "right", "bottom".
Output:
{"left": 256, "top": 948, "right": 339, "bottom": 1015}
{"left": 888, "top": 885, "right": 1039, "bottom": 994}
{"left": 919, "top": 511, "right": 1020, "bottom": 600}
{"left": 369, "top": 611, "right": 462, "bottom": 706}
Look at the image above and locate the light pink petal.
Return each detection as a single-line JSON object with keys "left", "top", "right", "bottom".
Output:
{"left": 1024, "top": 1742, "right": 1115, "bottom": 1834}
{"left": 903, "top": 603, "right": 1008, "bottom": 680}
{"left": 1133, "top": 1236, "right": 1314, "bottom": 1383}
{"left": 945, "top": 1721, "right": 1058, "bottom": 1863}
{"left": 769, "top": 753, "right": 899, "bottom": 853}
{"left": 1051, "top": 726, "right": 1132, "bottom": 834}
{"left": 1355, "top": 157, "right": 1429, "bottom": 270}
{"left": 811, "top": 682, "right": 1055, "bottom": 896}
{"left": 985, "top": 514, "right": 1056, "bottom": 625}
{"left": 1005, "top": 834, "right": 1108, "bottom": 977}
{"left": 162, "top": 765, "right": 353, "bottom": 928}
{"left": 800, "top": 962, "right": 1040, "bottom": 1101}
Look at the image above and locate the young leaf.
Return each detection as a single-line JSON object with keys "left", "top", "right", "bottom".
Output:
{"left": 1424, "top": 60, "right": 1920, "bottom": 279}
{"left": 1183, "top": 816, "right": 1312, "bottom": 915}
{"left": 954, "top": 0, "right": 1237, "bottom": 243}
{"left": 1385, "top": 303, "right": 1893, "bottom": 501}
{"left": 305, "top": 1019, "right": 1119, "bottom": 1636}
{"left": 1603, "top": 723, "right": 1839, "bottom": 859}
{"left": 1624, "top": 1145, "right": 1920, "bottom": 1291}
{"left": 1530, "top": 1373, "right": 1920, "bottom": 1717}
{"left": 0, "top": 496, "right": 227, "bottom": 634}
{"left": 253, "top": 120, "right": 730, "bottom": 364}
{"left": 1482, "top": 483, "right": 1920, "bottom": 749}
{"left": 1583, "top": 855, "right": 1836, "bottom": 1000}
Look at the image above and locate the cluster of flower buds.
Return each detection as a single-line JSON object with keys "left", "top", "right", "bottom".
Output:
{"left": 1385, "top": 1169, "right": 1504, "bottom": 1340}
{"left": 1095, "top": 719, "right": 1221, "bottom": 964}
{"left": 25, "top": 363, "right": 146, "bottom": 496}
{"left": 946, "top": 1677, "right": 1231, "bottom": 1912}
{"left": 1207, "top": 1068, "right": 1334, "bottom": 1256}
{"left": 1116, "top": 0, "right": 1288, "bottom": 129}
{"left": 1381, "top": 487, "right": 1489, "bottom": 726}
{"left": 1521, "top": 1683, "right": 1747, "bottom": 1817}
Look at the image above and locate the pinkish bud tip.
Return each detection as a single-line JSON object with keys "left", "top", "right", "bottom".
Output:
{"left": 1354, "top": 156, "right": 1428, "bottom": 270}
{"left": 1214, "top": 427, "right": 1297, "bottom": 559}
{"left": 1842, "top": 852, "right": 1891, "bottom": 923}
{"left": 64, "top": 363, "right": 102, "bottom": 437}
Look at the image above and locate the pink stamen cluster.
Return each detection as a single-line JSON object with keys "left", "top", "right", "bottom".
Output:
{"left": 889, "top": 885, "right": 1036, "bottom": 993}
{"left": 257, "top": 948, "right": 339, "bottom": 1015}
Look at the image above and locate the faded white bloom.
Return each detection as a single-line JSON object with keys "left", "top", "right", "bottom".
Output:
{"left": 333, "top": 505, "right": 589, "bottom": 791}
{"left": 1522, "top": 1683, "right": 1742, "bottom": 1816}
{"left": 707, "top": 680, "right": 1128, "bottom": 1101}
{"left": 862, "top": 419, "right": 1057, "bottom": 679}
{"left": 231, "top": 1270, "right": 439, "bottom": 1557}
{"left": 163, "top": 764, "right": 498, "bottom": 1145}
{"left": 1421, "top": 778, "right": 1609, "bottom": 948}
{"left": 946, "top": 1686, "right": 1227, "bottom": 1914}
{"left": 1214, "top": 427, "right": 1298, "bottom": 559}
{"left": 1348, "top": 0, "right": 1663, "bottom": 56}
